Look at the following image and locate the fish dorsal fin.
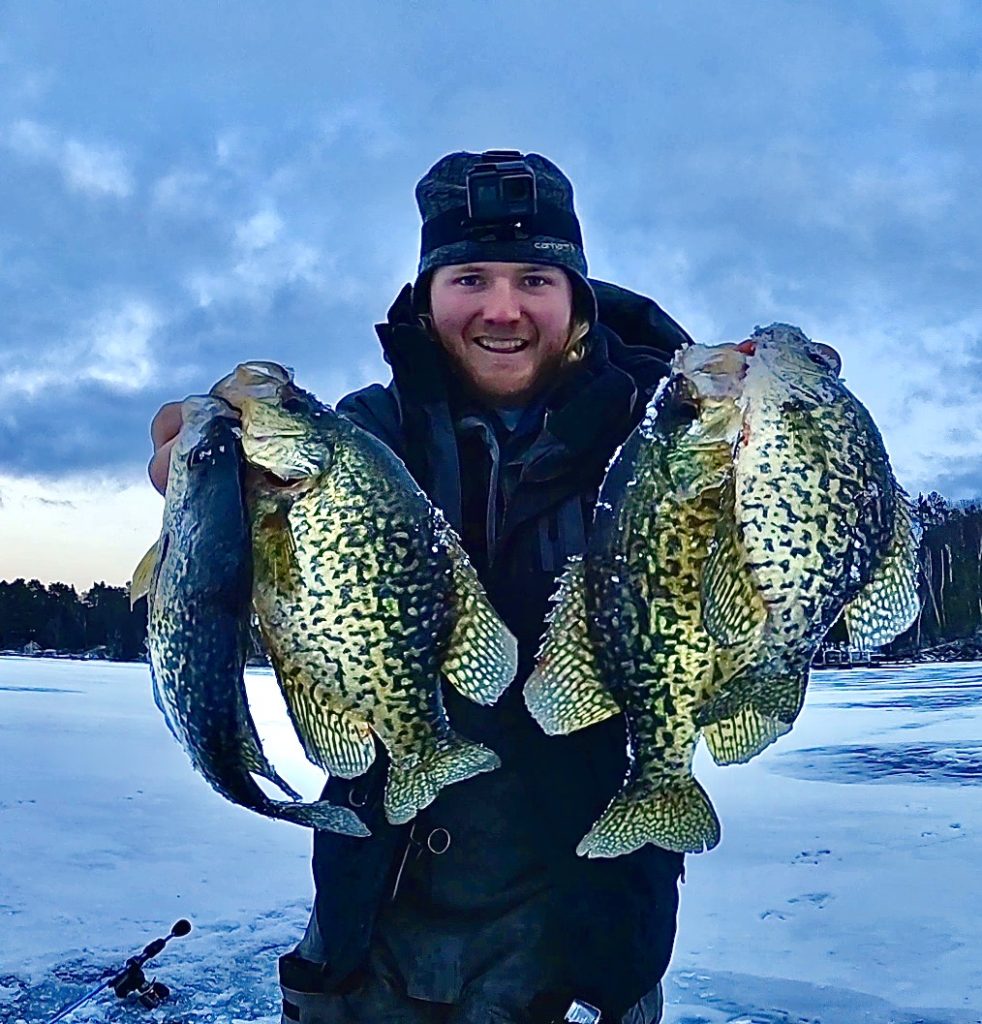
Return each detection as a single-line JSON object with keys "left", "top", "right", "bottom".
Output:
{"left": 702, "top": 705, "right": 789, "bottom": 765}
{"left": 843, "top": 487, "right": 921, "bottom": 648}
{"left": 130, "top": 537, "right": 163, "bottom": 608}
{"left": 524, "top": 557, "right": 621, "bottom": 735}
{"left": 441, "top": 538, "right": 517, "bottom": 705}
{"left": 254, "top": 508, "right": 300, "bottom": 596}
{"left": 701, "top": 496, "right": 767, "bottom": 647}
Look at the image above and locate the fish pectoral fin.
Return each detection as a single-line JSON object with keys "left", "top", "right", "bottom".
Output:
{"left": 130, "top": 537, "right": 163, "bottom": 607}
{"left": 237, "top": 718, "right": 304, "bottom": 801}
{"left": 383, "top": 733, "right": 500, "bottom": 825}
{"left": 843, "top": 487, "right": 921, "bottom": 648}
{"left": 702, "top": 706, "right": 789, "bottom": 765}
{"left": 696, "top": 664, "right": 808, "bottom": 731}
{"left": 254, "top": 509, "right": 300, "bottom": 595}
{"left": 576, "top": 775, "right": 721, "bottom": 857}
{"left": 320, "top": 706, "right": 377, "bottom": 779}
{"left": 277, "top": 665, "right": 377, "bottom": 778}
{"left": 523, "top": 558, "right": 621, "bottom": 735}
{"left": 701, "top": 505, "right": 767, "bottom": 647}
{"left": 441, "top": 540, "right": 518, "bottom": 705}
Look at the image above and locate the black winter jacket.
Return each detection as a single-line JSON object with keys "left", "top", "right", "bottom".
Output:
{"left": 283, "top": 280, "right": 692, "bottom": 1017}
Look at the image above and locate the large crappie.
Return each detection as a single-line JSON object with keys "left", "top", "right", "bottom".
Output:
{"left": 133, "top": 396, "right": 368, "bottom": 835}
{"left": 525, "top": 324, "right": 919, "bottom": 858}
{"left": 211, "top": 362, "right": 518, "bottom": 826}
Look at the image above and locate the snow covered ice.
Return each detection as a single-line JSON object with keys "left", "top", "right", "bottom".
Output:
{"left": 1, "top": 657, "right": 981, "bottom": 1023}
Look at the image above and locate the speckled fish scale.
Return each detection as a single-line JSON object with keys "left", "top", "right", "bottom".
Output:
{"left": 526, "top": 326, "right": 920, "bottom": 859}
{"left": 213, "top": 362, "right": 518, "bottom": 827}
{"left": 133, "top": 396, "right": 368, "bottom": 836}
{"left": 526, "top": 373, "right": 747, "bottom": 857}
{"left": 696, "top": 325, "right": 919, "bottom": 742}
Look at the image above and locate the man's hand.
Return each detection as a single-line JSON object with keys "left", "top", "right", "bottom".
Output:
{"left": 149, "top": 402, "right": 184, "bottom": 495}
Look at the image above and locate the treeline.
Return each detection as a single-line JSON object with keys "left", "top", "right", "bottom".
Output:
{"left": 0, "top": 580, "right": 147, "bottom": 661}
{"left": 823, "top": 491, "right": 982, "bottom": 656}
{"left": 892, "top": 491, "right": 982, "bottom": 653}
{"left": 2, "top": 491, "right": 982, "bottom": 662}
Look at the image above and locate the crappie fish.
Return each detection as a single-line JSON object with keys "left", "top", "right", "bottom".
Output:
{"left": 525, "top": 324, "right": 919, "bottom": 858}
{"left": 211, "top": 362, "right": 518, "bottom": 826}
{"left": 132, "top": 396, "right": 368, "bottom": 835}
{"left": 694, "top": 325, "right": 920, "bottom": 744}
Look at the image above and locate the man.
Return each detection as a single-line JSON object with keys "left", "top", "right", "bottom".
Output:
{"left": 149, "top": 150, "right": 693, "bottom": 1023}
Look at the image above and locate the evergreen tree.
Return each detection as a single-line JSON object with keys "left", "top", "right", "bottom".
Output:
{"left": 4, "top": 487, "right": 982, "bottom": 662}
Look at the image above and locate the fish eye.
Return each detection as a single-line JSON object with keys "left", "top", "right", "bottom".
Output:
{"left": 676, "top": 400, "right": 699, "bottom": 425}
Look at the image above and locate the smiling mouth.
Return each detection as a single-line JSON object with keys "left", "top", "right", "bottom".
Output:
{"left": 473, "top": 336, "right": 531, "bottom": 354}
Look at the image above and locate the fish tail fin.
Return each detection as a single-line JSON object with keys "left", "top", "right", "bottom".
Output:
{"left": 576, "top": 776, "right": 721, "bottom": 858}
{"left": 269, "top": 798, "right": 371, "bottom": 837}
{"left": 384, "top": 734, "right": 500, "bottom": 825}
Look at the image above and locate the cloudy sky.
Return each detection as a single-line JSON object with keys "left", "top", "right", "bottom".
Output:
{"left": 0, "top": 1, "right": 979, "bottom": 590}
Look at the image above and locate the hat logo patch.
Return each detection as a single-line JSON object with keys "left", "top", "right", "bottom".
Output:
{"left": 533, "top": 240, "right": 575, "bottom": 252}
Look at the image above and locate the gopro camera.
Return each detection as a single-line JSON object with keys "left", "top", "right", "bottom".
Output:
{"left": 466, "top": 149, "right": 537, "bottom": 226}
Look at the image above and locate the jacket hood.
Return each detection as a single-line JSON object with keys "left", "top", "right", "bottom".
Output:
{"left": 374, "top": 278, "right": 692, "bottom": 406}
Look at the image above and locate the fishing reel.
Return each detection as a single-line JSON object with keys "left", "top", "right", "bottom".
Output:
{"left": 110, "top": 957, "right": 170, "bottom": 1008}
{"left": 47, "top": 919, "right": 191, "bottom": 1023}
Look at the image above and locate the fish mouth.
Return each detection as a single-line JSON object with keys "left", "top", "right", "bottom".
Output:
{"left": 673, "top": 342, "right": 752, "bottom": 402}
{"left": 173, "top": 395, "right": 240, "bottom": 456}
{"left": 256, "top": 467, "right": 312, "bottom": 490}
{"left": 661, "top": 376, "right": 701, "bottom": 426}
{"left": 212, "top": 361, "right": 294, "bottom": 409}
{"left": 807, "top": 341, "right": 841, "bottom": 376}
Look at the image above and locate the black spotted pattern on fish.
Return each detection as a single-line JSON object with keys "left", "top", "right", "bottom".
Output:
{"left": 216, "top": 364, "right": 517, "bottom": 828}
{"left": 527, "top": 326, "right": 920, "bottom": 857}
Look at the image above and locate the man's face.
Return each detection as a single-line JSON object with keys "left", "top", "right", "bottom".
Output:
{"left": 428, "top": 262, "right": 574, "bottom": 406}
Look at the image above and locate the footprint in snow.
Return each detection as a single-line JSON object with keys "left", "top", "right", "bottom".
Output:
{"left": 792, "top": 848, "right": 831, "bottom": 865}
{"left": 787, "top": 892, "right": 832, "bottom": 908}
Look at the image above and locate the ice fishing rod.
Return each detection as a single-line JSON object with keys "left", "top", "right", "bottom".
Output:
{"left": 46, "top": 918, "right": 192, "bottom": 1024}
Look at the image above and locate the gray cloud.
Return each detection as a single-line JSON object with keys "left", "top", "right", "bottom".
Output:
{"left": 3, "top": 118, "right": 134, "bottom": 197}
{"left": 0, "top": 0, "right": 979, "bottom": 497}
{"left": 930, "top": 462, "right": 982, "bottom": 503}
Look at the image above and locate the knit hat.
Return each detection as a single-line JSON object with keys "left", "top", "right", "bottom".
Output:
{"left": 414, "top": 150, "right": 597, "bottom": 323}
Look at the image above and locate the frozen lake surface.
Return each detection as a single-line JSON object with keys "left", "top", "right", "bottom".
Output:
{"left": 1, "top": 657, "right": 980, "bottom": 1023}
